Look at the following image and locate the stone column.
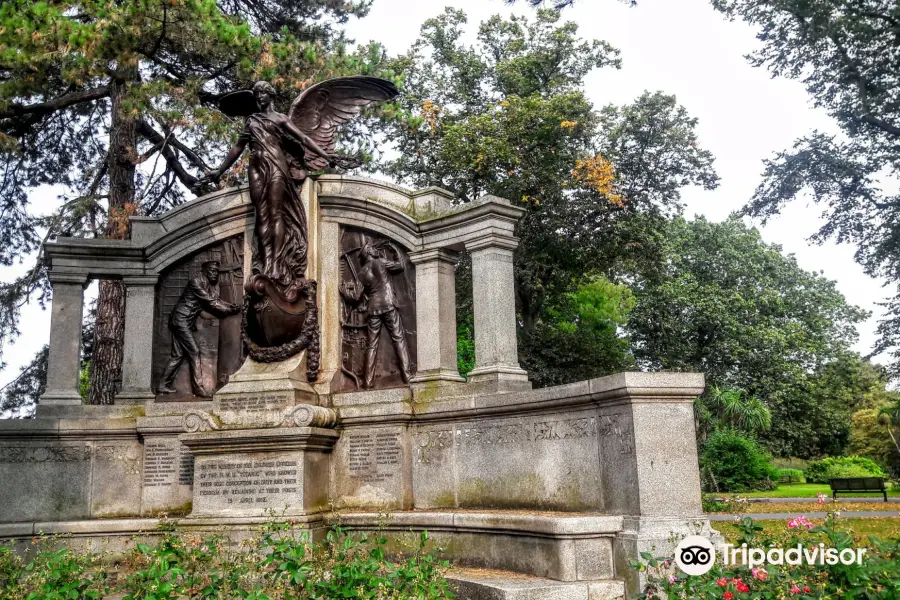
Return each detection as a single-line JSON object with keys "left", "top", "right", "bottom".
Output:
{"left": 409, "top": 249, "right": 464, "bottom": 385}
{"left": 41, "top": 273, "right": 88, "bottom": 405}
{"left": 464, "top": 235, "right": 529, "bottom": 390}
{"left": 117, "top": 276, "right": 158, "bottom": 403}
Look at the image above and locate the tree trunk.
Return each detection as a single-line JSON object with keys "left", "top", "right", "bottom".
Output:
{"left": 88, "top": 71, "right": 137, "bottom": 405}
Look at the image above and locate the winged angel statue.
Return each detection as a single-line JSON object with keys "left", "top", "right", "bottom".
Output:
{"left": 200, "top": 77, "right": 399, "bottom": 376}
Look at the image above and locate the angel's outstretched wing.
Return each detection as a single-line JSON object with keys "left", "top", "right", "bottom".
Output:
{"left": 288, "top": 76, "right": 399, "bottom": 170}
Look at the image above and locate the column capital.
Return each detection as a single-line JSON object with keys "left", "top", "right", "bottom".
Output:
{"left": 464, "top": 233, "right": 519, "bottom": 253}
{"left": 123, "top": 275, "right": 159, "bottom": 287}
{"left": 408, "top": 248, "right": 459, "bottom": 265}
{"left": 47, "top": 271, "right": 89, "bottom": 286}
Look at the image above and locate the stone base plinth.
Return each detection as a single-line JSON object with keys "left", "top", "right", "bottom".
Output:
{"left": 213, "top": 354, "right": 319, "bottom": 427}
{"left": 179, "top": 427, "right": 338, "bottom": 518}
{"left": 464, "top": 367, "right": 532, "bottom": 394}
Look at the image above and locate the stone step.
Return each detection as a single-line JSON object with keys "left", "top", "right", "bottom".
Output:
{"left": 447, "top": 568, "right": 625, "bottom": 600}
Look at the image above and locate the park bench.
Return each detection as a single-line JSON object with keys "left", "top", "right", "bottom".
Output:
{"left": 829, "top": 477, "right": 888, "bottom": 502}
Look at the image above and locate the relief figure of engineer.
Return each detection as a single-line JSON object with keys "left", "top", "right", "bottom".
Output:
{"left": 340, "top": 242, "right": 412, "bottom": 389}
{"left": 158, "top": 261, "right": 241, "bottom": 397}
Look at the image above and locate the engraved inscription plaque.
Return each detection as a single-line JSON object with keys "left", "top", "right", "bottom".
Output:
{"left": 193, "top": 454, "right": 302, "bottom": 515}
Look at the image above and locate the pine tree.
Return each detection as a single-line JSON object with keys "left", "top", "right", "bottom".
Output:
{"left": 0, "top": 0, "right": 387, "bottom": 406}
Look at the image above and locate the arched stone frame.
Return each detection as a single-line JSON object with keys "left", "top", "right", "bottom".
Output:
{"left": 42, "top": 176, "right": 528, "bottom": 404}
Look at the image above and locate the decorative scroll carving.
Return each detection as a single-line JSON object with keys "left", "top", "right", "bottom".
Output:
{"left": 335, "top": 226, "right": 416, "bottom": 392}
{"left": 182, "top": 410, "right": 221, "bottom": 433}
{"left": 279, "top": 404, "right": 338, "bottom": 428}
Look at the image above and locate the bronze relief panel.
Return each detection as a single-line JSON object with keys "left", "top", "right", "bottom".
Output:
{"left": 335, "top": 226, "right": 416, "bottom": 392}
{"left": 152, "top": 236, "right": 245, "bottom": 400}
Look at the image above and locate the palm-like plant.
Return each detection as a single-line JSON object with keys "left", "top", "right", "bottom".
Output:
{"left": 696, "top": 386, "right": 772, "bottom": 441}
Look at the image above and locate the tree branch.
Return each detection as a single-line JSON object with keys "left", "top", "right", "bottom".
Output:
{"left": 137, "top": 120, "right": 200, "bottom": 191}
{"left": 858, "top": 113, "right": 900, "bottom": 138}
{"left": 0, "top": 87, "right": 110, "bottom": 132}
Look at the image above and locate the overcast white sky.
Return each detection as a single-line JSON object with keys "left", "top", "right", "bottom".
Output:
{"left": 0, "top": 0, "right": 890, "bottom": 389}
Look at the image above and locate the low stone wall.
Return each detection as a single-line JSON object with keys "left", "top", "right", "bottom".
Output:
{"left": 0, "top": 371, "right": 711, "bottom": 596}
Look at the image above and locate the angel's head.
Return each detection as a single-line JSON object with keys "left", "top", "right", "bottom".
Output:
{"left": 252, "top": 81, "right": 276, "bottom": 110}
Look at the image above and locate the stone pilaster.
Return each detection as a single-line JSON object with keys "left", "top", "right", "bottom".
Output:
{"left": 464, "top": 235, "right": 529, "bottom": 390}
{"left": 117, "top": 276, "right": 158, "bottom": 403}
{"left": 315, "top": 220, "right": 342, "bottom": 393}
{"left": 41, "top": 273, "right": 88, "bottom": 405}
{"left": 409, "top": 249, "right": 464, "bottom": 385}
{"left": 592, "top": 372, "right": 717, "bottom": 595}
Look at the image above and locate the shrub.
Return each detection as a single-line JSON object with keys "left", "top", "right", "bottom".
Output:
{"left": 701, "top": 494, "right": 749, "bottom": 514}
{"left": 1, "top": 524, "right": 454, "bottom": 600}
{"left": 775, "top": 468, "right": 805, "bottom": 483}
{"left": 701, "top": 429, "right": 778, "bottom": 492}
{"left": 804, "top": 455, "right": 886, "bottom": 484}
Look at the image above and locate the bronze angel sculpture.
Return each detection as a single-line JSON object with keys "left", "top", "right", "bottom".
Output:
{"left": 200, "top": 77, "right": 399, "bottom": 377}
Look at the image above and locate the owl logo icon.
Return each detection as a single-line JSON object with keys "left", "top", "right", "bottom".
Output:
{"left": 674, "top": 535, "right": 716, "bottom": 576}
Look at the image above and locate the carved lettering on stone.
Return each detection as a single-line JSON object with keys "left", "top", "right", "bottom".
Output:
{"left": 94, "top": 444, "right": 142, "bottom": 474}
{"left": 195, "top": 458, "right": 300, "bottom": 506}
{"left": 143, "top": 441, "right": 194, "bottom": 488}
{"left": 346, "top": 430, "right": 403, "bottom": 484}
{"left": 453, "top": 417, "right": 598, "bottom": 448}
{"left": 599, "top": 413, "right": 634, "bottom": 456}
{"left": 0, "top": 446, "right": 92, "bottom": 463}
{"left": 415, "top": 429, "right": 452, "bottom": 464}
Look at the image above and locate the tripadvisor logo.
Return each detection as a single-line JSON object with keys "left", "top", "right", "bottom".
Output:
{"left": 673, "top": 535, "right": 868, "bottom": 576}
{"left": 674, "top": 535, "right": 716, "bottom": 575}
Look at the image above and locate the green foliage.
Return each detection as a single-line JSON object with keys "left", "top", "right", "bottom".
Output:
{"left": 776, "top": 468, "right": 806, "bottom": 484}
{"left": 456, "top": 320, "right": 475, "bottom": 379}
{"left": 848, "top": 408, "right": 900, "bottom": 475}
{"left": 260, "top": 523, "right": 452, "bottom": 599}
{"left": 0, "top": 546, "right": 25, "bottom": 600}
{"left": 375, "top": 9, "right": 717, "bottom": 388}
{"left": 627, "top": 216, "right": 870, "bottom": 458}
{"left": 805, "top": 456, "right": 886, "bottom": 484}
{"left": 634, "top": 514, "right": 900, "bottom": 598}
{"left": 2, "top": 524, "right": 453, "bottom": 599}
{"left": 710, "top": 0, "right": 900, "bottom": 377}
{"left": 521, "top": 276, "right": 635, "bottom": 387}
{"left": 701, "top": 428, "right": 778, "bottom": 492}
{"left": 695, "top": 386, "right": 771, "bottom": 442}
{"left": 78, "top": 362, "right": 91, "bottom": 403}
{"left": 701, "top": 494, "right": 747, "bottom": 514}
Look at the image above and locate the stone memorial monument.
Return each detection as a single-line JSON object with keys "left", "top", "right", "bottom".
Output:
{"left": 0, "top": 77, "right": 717, "bottom": 599}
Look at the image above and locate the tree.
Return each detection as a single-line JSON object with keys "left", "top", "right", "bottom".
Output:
{"left": 848, "top": 408, "right": 900, "bottom": 475}
{"left": 710, "top": 0, "right": 900, "bottom": 375}
{"left": 0, "top": 0, "right": 387, "bottom": 405}
{"left": 626, "top": 216, "right": 869, "bottom": 457}
{"left": 373, "top": 9, "right": 718, "bottom": 387}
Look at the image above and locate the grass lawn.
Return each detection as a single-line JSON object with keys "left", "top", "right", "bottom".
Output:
{"left": 720, "top": 483, "right": 900, "bottom": 498}
{"left": 717, "top": 516, "right": 900, "bottom": 545}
